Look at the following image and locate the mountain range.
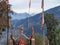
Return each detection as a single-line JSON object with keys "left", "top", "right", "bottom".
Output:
{"left": 0, "top": 6, "right": 60, "bottom": 45}
{"left": 10, "top": 12, "right": 31, "bottom": 20}
{"left": 0, "top": 2, "right": 60, "bottom": 45}
{"left": 1, "top": 6, "right": 60, "bottom": 40}
{"left": 11, "top": 6, "right": 60, "bottom": 37}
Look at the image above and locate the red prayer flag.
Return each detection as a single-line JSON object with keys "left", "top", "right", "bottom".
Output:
{"left": 40, "top": 14, "right": 44, "bottom": 30}
{"left": 41, "top": 0, "right": 44, "bottom": 30}
{"left": 28, "top": 0, "right": 31, "bottom": 28}
{"left": 29, "top": 0, "right": 31, "bottom": 9}
{"left": 9, "top": 23, "right": 13, "bottom": 29}
{"left": 4, "top": 0, "right": 9, "bottom": 4}
{"left": 18, "top": 40, "right": 26, "bottom": 45}
{"left": 41, "top": 0, "right": 44, "bottom": 9}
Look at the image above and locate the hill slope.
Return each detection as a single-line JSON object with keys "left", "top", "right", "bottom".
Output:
{"left": 11, "top": 6, "right": 60, "bottom": 36}
{"left": 10, "top": 12, "right": 31, "bottom": 20}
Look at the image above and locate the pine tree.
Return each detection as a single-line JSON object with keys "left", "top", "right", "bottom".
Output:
{"left": 44, "top": 13, "right": 59, "bottom": 45}
{"left": 0, "top": 0, "right": 12, "bottom": 35}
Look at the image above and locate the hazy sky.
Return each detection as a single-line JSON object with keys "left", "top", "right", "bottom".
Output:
{"left": 9, "top": 0, "right": 60, "bottom": 13}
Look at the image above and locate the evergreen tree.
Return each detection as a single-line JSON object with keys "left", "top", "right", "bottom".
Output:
{"left": 44, "top": 13, "right": 59, "bottom": 45}
{"left": 55, "top": 28, "right": 60, "bottom": 45}
{"left": 0, "top": 0, "right": 12, "bottom": 35}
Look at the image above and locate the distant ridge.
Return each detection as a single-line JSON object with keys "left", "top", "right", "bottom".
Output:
{"left": 2, "top": 6, "right": 60, "bottom": 38}
{"left": 10, "top": 12, "right": 31, "bottom": 20}
{"left": 11, "top": 6, "right": 60, "bottom": 36}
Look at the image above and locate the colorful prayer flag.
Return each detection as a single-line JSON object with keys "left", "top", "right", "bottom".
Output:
{"left": 29, "top": 0, "right": 31, "bottom": 9}
{"left": 4, "top": 0, "right": 9, "bottom": 4}
{"left": 41, "top": 0, "right": 44, "bottom": 9}
{"left": 41, "top": 0, "right": 44, "bottom": 30}
{"left": 9, "top": 23, "right": 13, "bottom": 29}
{"left": 32, "top": 26, "right": 34, "bottom": 38}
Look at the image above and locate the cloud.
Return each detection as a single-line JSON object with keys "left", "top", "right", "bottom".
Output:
{"left": 9, "top": 0, "right": 60, "bottom": 13}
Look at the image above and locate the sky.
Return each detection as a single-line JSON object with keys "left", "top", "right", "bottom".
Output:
{"left": 9, "top": 0, "right": 60, "bottom": 13}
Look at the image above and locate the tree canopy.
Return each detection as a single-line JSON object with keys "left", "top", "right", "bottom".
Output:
{"left": 44, "top": 13, "right": 59, "bottom": 45}
{"left": 0, "top": 1, "right": 12, "bottom": 35}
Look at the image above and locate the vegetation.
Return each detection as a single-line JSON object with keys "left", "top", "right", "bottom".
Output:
{"left": 35, "top": 33, "right": 43, "bottom": 45}
{"left": 44, "top": 13, "right": 59, "bottom": 45}
{"left": 55, "top": 28, "right": 60, "bottom": 45}
{"left": 0, "top": 1, "right": 12, "bottom": 35}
